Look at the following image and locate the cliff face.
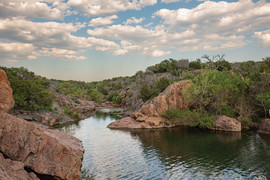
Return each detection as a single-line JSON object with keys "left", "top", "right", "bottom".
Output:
{"left": 0, "top": 69, "right": 84, "bottom": 180}
{"left": 0, "top": 70, "right": 14, "bottom": 113}
{"left": 107, "top": 80, "right": 192, "bottom": 129}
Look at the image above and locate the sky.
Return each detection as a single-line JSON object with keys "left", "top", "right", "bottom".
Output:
{"left": 0, "top": 0, "right": 270, "bottom": 82}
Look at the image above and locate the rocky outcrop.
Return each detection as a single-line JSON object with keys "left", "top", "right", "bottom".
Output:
{"left": 55, "top": 93, "right": 96, "bottom": 120}
{"left": 0, "top": 153, "right": 39, "bottom": 180}
{"left": 211, "top": 115, "right": 241, "bottom": 132}
{"left": 0, "top": 69, "right": 14, "bottom": 113}
{"left": 108, "top": 80, "right": 192, "bottom": 129}
{"left": 258, "top": 119, "right": 270, "bottom": 134}
{"left": 0, "top": 112, "right": 84, "bottom": 180}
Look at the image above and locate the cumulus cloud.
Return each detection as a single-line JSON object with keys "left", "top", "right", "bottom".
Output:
{"left": 40, "top": 48, "right": 86, "bottom": 60}
{"left": 254, "top": 29, "right": 270, "bottom": 47}
{"left": 161, "top": 0, "right": 181, "bottom": 3}
{"left": 0, "top": 0, "right": 69, "bottom": 20}
{"left": 89, "top": 15, "right": 118, "bottom": 27}
{"left": 155, "top": 0, "right": 270, "bottom": 35}
{"left": 124, "top": 17, "right": 145, "bottom": 25}
{"left": 67, "top": 0, "right": 157, "bottom": 16}
{"left": 0, "top": 42, "right": 37, "bottom": 61}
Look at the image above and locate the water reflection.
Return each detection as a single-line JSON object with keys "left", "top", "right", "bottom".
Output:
{"left": 57, "top": 112, "right": 270, "bottom": 179}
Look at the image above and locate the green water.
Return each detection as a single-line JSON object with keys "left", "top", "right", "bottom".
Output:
{"left": 59, "top": 112, "right": 270, "bottom": 179}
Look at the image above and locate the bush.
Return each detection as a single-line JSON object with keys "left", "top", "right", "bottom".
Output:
{"left": 1, "top": 67, "right": 53, "bottom": 111}
{"left": 90, "top": 91, "right": 103, "bottom": 103}
{"left": 163, "top": 108, "right": 215, "bottom": 128}
{"left": 140, "top": 85, "right": 155, "bottom": 102}
{"left": 107, "top": 92, "right": 123, "bottom": 104}
{"left": 154, "top": 78, "right": 170, "bottom": 92}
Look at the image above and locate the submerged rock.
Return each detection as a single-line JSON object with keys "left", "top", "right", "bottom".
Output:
{"left": 212, "top": 115, "right": 241, "bottom": 132}
{"left": 258, "top": 119, "right": 270, "bottom": 134}
{"left": 0, "top": 69, "right": 14, "bottom": 113}
{"left": 0, "top": 112, "right": 84, "bottom": 180}
{"left": 108, "top": 80, "right": 192, "bottom": 129}
{"left": 0, "top": 153, "right": 39, "bottom": 180}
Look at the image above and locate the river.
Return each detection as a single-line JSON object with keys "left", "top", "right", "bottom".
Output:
{"left": 58, "top": 110, "right": 270, "bottom": 179}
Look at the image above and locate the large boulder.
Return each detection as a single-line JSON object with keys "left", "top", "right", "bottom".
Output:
{"left": 108, "top": 80, "right": 192, "bottom": 129}
{"left": 0, "top": 153, "right": 39, "bottom": 180}
{"left": 0, "top": 112, "right": 84, "bottom": 180}
{"left": 212, "top": 115, "right": 241, "bottom": 132}
{"left": 258, "top": 119, "right": 270, "bottom": 134}
{"left": 0, "top": 69, "right": 14, "bottom": 113}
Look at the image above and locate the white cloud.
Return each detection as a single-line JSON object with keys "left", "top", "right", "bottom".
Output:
{"left": 89, "top": 15, "right": 118, "bottom": 27}
{"left": 0, "top": 18, "right": 89, "bottom": 60}
{"left": 67, "top": 0, "right": 157, "bottom": 16}
{"left": 254, "top": 29, "right": 270, "bottom": 47}
{"left": 155, "top": 0, "right": 270, "bottom": 35}
{"left": 161, "top": 0, "right": 181, "bottom": 3}
{"left": 40, "top": 48, "right": 86, "bottom": 60}
{"left": 0, "top": 0, "right": 69, "bottom": 20}
{"left": 0, "top": 18, "right": 88, "bottom": 50}
{"left": 124, "top": 17, "right": 145, "bottom": 25}
{"left": 0, "top": 42, "right": 37, "bottom": 61}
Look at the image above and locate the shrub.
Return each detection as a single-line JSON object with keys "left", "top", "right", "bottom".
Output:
{"left": 163, "top": 108, "right": 215, "bottom": 129}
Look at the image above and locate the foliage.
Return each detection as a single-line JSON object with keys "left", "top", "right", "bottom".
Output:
{"left": 147, "top": 58, "right": 189, "bottom": 74}
{"left": 1, "top": 67, "right": 53, "bottom": 111}
{"left": 89, "top": 90, "right": 103, "bottom": 103}
{"left": 140, "top": 78, "right": 171, "bottom": 102}
{"left": 107, "top": 92, "right": 123, "bottom": 104}
{"left": 62, "top": 105, "right": 79, "bottom": 120}
{"left": 140, "top": 85, "right": 154, "bottom": 102}
{"left": 189, "top": 59, "right": 204, "bottom": 70}
{"left": 163, "top": 108, "right": 215, "bottom": 129}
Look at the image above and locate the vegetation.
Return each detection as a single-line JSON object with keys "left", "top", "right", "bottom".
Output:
{"left": 164, "top": 56, "right": 270, "bottom": 127}
{"left": 140, "top": 78, "right": 170, "bottom": 102}
{"left": 1, "top": 55, "right": 269, "bottom": 128}
{"left": 0, "top": 67, "right": 53, "bottom": 111}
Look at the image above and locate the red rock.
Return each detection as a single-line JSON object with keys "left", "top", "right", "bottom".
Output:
{"left": 258, "top": 119, "right": 270, "bottom": 134}
{"left": 0, "top": 112, "right": 84, "bottom": 180}
{"left": 0, "top": 153, "right": 39, "bottom": 180}
{"left": 0, "top": 69, "right": 14, "bottom": 113}
{"left": 212, "top": 115, "right": 241, "bottom": 132}
{"left": 108, "top": 80, "right": 192, "bottom": 129}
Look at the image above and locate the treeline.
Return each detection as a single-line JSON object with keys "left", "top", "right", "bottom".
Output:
{"left": 163, "top": 56, "right": 270, "bottom": 128}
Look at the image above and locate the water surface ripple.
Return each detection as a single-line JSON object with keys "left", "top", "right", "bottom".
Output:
{"left": 58, "top": 112, "right": 270, "bottom": 179}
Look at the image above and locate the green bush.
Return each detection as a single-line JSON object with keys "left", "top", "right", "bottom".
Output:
{"left": 90, "top": 90, "right": 103, "bottom": 103}
{"left": 163, "top": 108, "right": 215, "bottom": 129}
{"left": 107, "top": 92, "right": 123, "bottom": 104}
{"left": 140, "top": 85, "right": 155, "bottom": 102}
{"left": 1, "top": 67, "right": 53, "bottom": 111}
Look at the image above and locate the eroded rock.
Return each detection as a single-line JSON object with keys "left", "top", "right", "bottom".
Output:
{"left": 0, "top": 153, "right": 39, "bottom": 180}
{"left": 0, "top": 69, "right": 14, "bottom": 113}
{"left": 108, "top": 80, "right": 192, "bottom": 129}
{"left": 258, "top": 119, "right": 270, "bottom": 134}
{"left": 212, "top": 115, "right": 241, "bottom": 132}
{"left": 0, "top": 112, "right": 84, "bottom": 180}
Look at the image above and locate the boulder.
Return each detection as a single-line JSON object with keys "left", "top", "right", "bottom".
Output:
{"left": 0, "top": 153, "right": 39, "bottom": 180}
{"left": 108, "top": 80, "right": 192, "bottom": 129}
{"left": 212, "top": 115, "right": 241, "bottom": 132}
{"left": 0, "top": 112, "right": 84, "bottom": 180}
{"left": 0, "top": 69, "right": 14, "bottom": 113}
{"left": 258, "top": 119, "right": 270, "bottom": 134}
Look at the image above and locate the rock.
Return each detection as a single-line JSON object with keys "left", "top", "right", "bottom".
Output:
{"left": 258, "top": 119, "right": 270, "bottom": 134}
{"left": 0, "top": 112, "right": 84, "bottom": 180}
{"left": 0, "top": 153, "right": 39, "bottom": 180}
{"left": 212, "top": 115, "right": 241, "bottom": 132}
{"left": 108, "top": 80, "right": 192, "bottom": 129}
{"left": 0, "top": 69, "right": 14, "bottom": 113}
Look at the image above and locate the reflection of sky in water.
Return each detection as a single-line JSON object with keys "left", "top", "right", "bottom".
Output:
{"left": 58, "top": 113, "right": 270, "bottom": 179}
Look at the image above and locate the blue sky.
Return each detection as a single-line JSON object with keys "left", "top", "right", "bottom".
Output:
{"left": 0, "top": 0, "right": 270, "bottom": 82}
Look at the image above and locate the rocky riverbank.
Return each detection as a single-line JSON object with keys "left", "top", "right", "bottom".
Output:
{"left": 0, "top": 69, "right": 84, "bottom": 180}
